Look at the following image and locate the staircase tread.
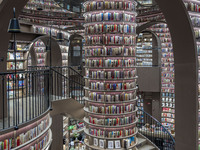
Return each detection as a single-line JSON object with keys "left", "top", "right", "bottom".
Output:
{"left": 138, "top": 145, "right": 155, "bottom": 150}
{"left": 137, "top": 137, "right": 147, "bottom": 145}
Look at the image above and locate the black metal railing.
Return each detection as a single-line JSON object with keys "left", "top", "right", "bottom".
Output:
{"left": 28, "top": 66, "right": 85, "bottom": 104}
{"left": 0, "top": 65, "right": 84, "bottom": 131}
{"left": 137, "top": 108, "right": 175, "bottom": 150}
{"left": 50, "top": 66, "right": 85, "bottom": 104}
{"left": 0, "top": 69, "right": 50, "bottom": 130}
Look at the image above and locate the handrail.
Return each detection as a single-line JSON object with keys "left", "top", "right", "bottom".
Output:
{"left": 135, "top": 0, "right": 158, "bottom": 8}
{"left": 137, "top": 108, "right": 175, "bottom": 149}
{"left": 139, "top": 108, "right": 175, "bottom": 143}
{"left": 50, "top": 68, "right": 84, "bottom": 86}
{"left": 28, "top": 66, "right": 84, "bottom": 78}
{"left": 137, "top": 65, "right": 160, "bottom": 67}
{"left": 0, "top": 65, "right": 84, "bottom": 131}
{"left": 68, "top": 66, "right": 83, "bottom": 77}
{"left": 52, "top": 66, "right": 83, "bottom": 78}
{"left": 0, "top": 69, "right": 50, "bottom": 131}
{"left": 0, "top": 68, "right": 49, "bottom": 75}
{"left": 50, "top": 68, "right": 69, "bottom": 79}
{"left": 49, "top": 67, "right": 85, "bottom": 104}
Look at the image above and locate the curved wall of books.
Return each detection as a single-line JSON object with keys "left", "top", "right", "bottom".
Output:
{"left": 136, "top": 29, "right": 161, "bottom": 67}
{"left": 0, "top": 113, "right": 52, "bottom": 150}
{"left": 149, "top": 0, "right": 198, "bottom": 149}
{"left": 146, "top": 23, "right": 175, "bottom": 133}
{"left": 0, "top": 0, "right": 198, "bottom": 149}
{"left": 83, "top": 0, "right": 138, "bottom": 149}
{"left": 27, "top": 36, "right": 63, "bottom": 67}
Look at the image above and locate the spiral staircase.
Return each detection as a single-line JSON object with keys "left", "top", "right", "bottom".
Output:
{"left": 0, "top": 0, "right": 175, "bottom": 149}
{"left": 49, "top": 66, "right": 174, "bottom": 150}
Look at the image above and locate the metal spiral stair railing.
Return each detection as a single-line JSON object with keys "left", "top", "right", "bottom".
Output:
{"left": 137, "top": 108, "right": 175, "bottom": 150}
{"left": 52, "top": 65, "right": 175, "bottom": 150}
{"left": 27, "top": 65, "right": 175, "bottom": 150}
{"left": 51, "top": 65, "right": 175, "bottom": 150}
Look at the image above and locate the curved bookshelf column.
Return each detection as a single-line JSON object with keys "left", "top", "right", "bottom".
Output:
{"left": 136, "top": 33, "right": 153, "bottom": 66}
{"left": 33, "top": 39, "right": 47, "bottom": 67}
{"left": 149, "top": 23, "right": 175, "bottom": 133}
{"left": 83, "top": 1, "right": 138, "bottom": 149}
{"left": 0, "top": 113, "right": 52, "bottom": 150}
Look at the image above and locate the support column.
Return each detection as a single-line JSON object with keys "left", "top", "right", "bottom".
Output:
{"left": 50, "top": 114, "right": 63, "bottom": 150}
{"left": 155, "top": 0, "right": 198, "bottom": 149}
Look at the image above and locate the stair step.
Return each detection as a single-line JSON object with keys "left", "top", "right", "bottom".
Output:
{"left": 137, "top": 137, "right": 147, "bottom": 149}
{"left": 137, "top": 137, "right": 146, "bottom": 145}
{"left": 138, "top": 145, "right": 155, "bottom": 150}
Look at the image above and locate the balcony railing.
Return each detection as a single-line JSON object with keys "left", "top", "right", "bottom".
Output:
{"left": 0, "top": 69, "right": 50, "bottom": 131}
{"left": 50, "top": 66, "right": 85, "bottom": 104}
{"left": 28, "top": 66, "right": 85, "bottom": 104}
{"left": 0, "top": 66, "right": 85, "bottom": 131}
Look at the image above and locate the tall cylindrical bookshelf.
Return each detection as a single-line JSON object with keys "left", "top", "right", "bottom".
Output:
{"left": 83, "top": 1, "right": 138, "bottom": 149}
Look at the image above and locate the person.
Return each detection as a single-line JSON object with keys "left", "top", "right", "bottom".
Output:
{"left": 70, "top": 141, "right": 75, "bottom": 150}
{"left": 78, "top": 134, "right": 82, "bottom": 141}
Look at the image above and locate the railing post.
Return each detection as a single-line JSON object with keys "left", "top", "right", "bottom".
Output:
{"left": 47, "top": 66, "right": 52, "bottom": 104}
{"left": 68, "top": 68, "right": 70, "bottom": 98}
{"left": 2, "top": 75, "right": 5, "bottom": 129}
{"left": 7, "top": 75, "right": 10, "bottom": 128}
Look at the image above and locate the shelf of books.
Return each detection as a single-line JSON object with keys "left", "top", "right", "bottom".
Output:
{"left": 60, "top": 44, "right": 69, "bottom": 91}
{"left": 0, "top": 113, "right": 52, "bottom": 150}
{"left": 34, "top": 39, "right": 47, "bottom": 66}
{"left": 137, "top": 0, "right": 154, "bottom": 5}
{"left": 66, "top": 119, "right": 85, "bottom": 150}
{"left": 20, "top": 0, "right": 77, "bottom": 26}
{"left": 69, "top": 122, "right": 85, "bottom": 138}
{"left": 7, "top": 40, "right": 31, "bottom": 71}
{"left": 26, "top": 0, "right": 66, "bottom": 12}
{"left": 7, "top": 40, "right": 31, "bottom": 99}
{"left": 63, "top": 118, "right": 85, "bottom": 150}
{"left": 137, "top": 4, "right": 160, "bottom": 18}
{"left": 83, "top": 0, "right": 138, "bottom": 149}
{"left": 137, "top": 12, "right": 165, "bottom": 26}
{"left": 33, "top": 25, "right": 70, "bottom": 40}
{"left": 30, "top": 24, "right": 70, "bottom": 98}
{"left": 29, "top": 40, "right": 47, "bottom": 97}
{"left": 82, "top": 39, "right": 86, "bottom": 64}
{"left": 60, "top": 45, "right": 69, "bottom": 68}
{"left": 137, "top": 94, "right": 144, "bottom": 127}
{"left": 136, "top": 33, "right": 153, "bottom": 66}
{"left": 32, "top": 25, "right": 70, "bottom": 71}
{"left": 184, "top": 0, "right": 200, "bottom": 40}
{"left": 149, "top": 23, "right": 175, "bottom": 133}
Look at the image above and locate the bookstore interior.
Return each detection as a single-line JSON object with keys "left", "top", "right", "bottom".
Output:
{"left": 0, "top": 0, "right": 199, "bottom": 150}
